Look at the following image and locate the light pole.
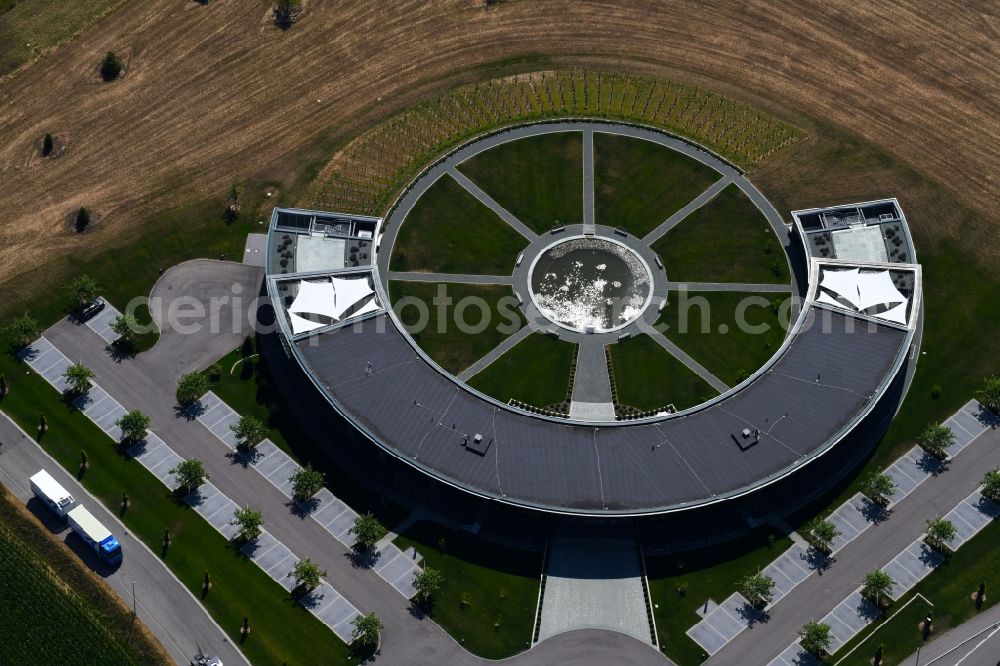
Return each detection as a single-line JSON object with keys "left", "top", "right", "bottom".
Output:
{"left": 131, "top": 580, "right": 137, "bottom": 617}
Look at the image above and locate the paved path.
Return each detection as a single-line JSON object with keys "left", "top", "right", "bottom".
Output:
{"left": 582, "top": 128, "right": 596, "bottom": 232}
{"left": 448, "top": 169, "right": 538, "bottom": 241}
{"left": 635, "top": 319, "right": 729, "bottom": 392}
{"left": 641, "top": 177, "right": 732, "bottom": 245}
{"left": 899, "top": 603, "right": 1000, "bottom": 666}
{"left": 709, "top": 422, "right": 1000, "bottom": 665}
{"left": 664, "top": 281, "right": 793, "bottom": 293}
{"left": 388, "top": 271, "right": 514, "bottom": 285}
{"left": 0, "top": 413, "right": 248, "bottom": 666}
{"left": 457, "top": 323, "right": 535, "bottom": 381}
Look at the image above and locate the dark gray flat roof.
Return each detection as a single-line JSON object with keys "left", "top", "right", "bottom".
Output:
{"left": 298, "top": 307, "right": 909, "bottom": 514}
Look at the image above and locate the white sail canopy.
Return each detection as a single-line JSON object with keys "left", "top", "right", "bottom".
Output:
{"left": 819, "top": 268, "right": 861, "bottom": 308}
{"left": 330, "top": 276, "right": 375, "bottom": 319}
{"left": 288, "top": 311, "right": 326, "bottom": 335}
{"left": 289, "top": 280, "right": 339, "bottom": 320}
{"left": 857, "top": 270, "right": 907, "bottom": 311}
{"left": 879, "top": 301, "right": 909, "bottom": 325}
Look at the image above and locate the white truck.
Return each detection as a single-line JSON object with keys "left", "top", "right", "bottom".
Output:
{"left": 29, "top": 469, "right": 76, "bottom": 518}
{"left": 66, "top": 505, "right": 123, "bottom": 566}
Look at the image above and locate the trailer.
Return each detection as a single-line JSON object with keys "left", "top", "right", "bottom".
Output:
{"left": 29, "top": 469, "right": 76, "bottom": 518}
{"left": 66, "top": 505, "right": 123, "bottom": 566}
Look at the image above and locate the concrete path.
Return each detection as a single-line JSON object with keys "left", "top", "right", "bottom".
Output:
{"left": 388, "top": 271, "right": 514, "bottom": 285}
{"left": 708, "top": 418, "right": 1000, "bottom": 665}
{"left": 538, "top": 538, "right": 651, "bottom": 645}
{"left": 641, "top": 177, "right": 731, "bottom": 245}
{"left": 582, "top": 129, "right": 596, "bottom": 233}
{"left": 457, "top": 324, "right": 534, "bottom": 382}
{"left": 0, "top": 413, "right": 248, "bottom": 666}
{"left": 664, "top": 281, "right": 793, "bottom": 293}
{"left": 448, "top": 169, "right": 538, "bottom": 241}
{"left": 570, "top": 340, "right": 614, "bottom": 420}
{"left": 635, "top": 319, "right": 729, "bottom": 393}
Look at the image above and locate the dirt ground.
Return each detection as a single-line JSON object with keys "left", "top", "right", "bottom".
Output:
{"left": 1, "top": 0, "right": 998, "bottom": 288}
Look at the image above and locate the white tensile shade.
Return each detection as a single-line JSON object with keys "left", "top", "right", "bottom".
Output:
{"left": 857, "top": 270, "right": 907, "bottom": 311}
{"left": 351, "top": 298, "right": 381, "bottom": 318}
{"left": 288, "top": 311, "right": 326, "bottom": 335}
{"left": 289, "top": 280, "right": 339, "bottom": 320}
{"left": 815, "top": 290, "right": 844, "bottom": 308}
{"left": 330, "top": 276, "right": 375, "bottom": 319}
{"left": 819, "top": 268, "right": 861, "bottom": 308}
{"left": 879, "top": 301, "right": 909, "bottom": 325}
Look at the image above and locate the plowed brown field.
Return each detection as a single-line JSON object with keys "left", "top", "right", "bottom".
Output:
{"left": 1, "top": 0, "right": 998, "bottom": 287}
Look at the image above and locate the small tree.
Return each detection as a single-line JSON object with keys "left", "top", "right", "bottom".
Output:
{"left": 798, "top": 621, "right": 832, "bottom": 656}
{"left": 977, "top": 375, "right": 1000, "bottom": 415}
{"left": 111, "top": 314, "right": 139, "bottom": 345}
{"left": 0, "top": 373, "right": 7, "bottom": 396}
{"left": 925, "top": 518, "right": 956, "bottom": 553}
{"left": 806, "top": 517, "right": 840, "bottom": 555}
{"left": 115, "top": 409, "right": 150, "bottom": 443}
{"left": 42, "top": 133, "right": 54, "bottom": 157}
{"left": 289, "top": 464, "right": 325, "bottom": 502}
{"left": 289, "top": 558, "right": 326, "bottom": 594}
{"left": 100, "top": 51, "right": 123, "bottom": 81}
{"left": 918, "top": 422, "right": 954, "bottom": 459}
{"left": 64, "top": 274, "right": 98, "bottom": 309}
{"left": 273, "top": 0, "right": 303, "bottom": 28}
{"left": 80, "top": 449, "right": 88, "bottom": 470}
{"left": 350, "top": 611, "right": 383, "bottom": 647}
{"left": 860, "top": 471, "right": 898, "bottom": 507}
{"left": 64, "top": 363, "right": 95, "bottom": 395}
{"left": 39, "top": 414, "right": 47, "bottom": 432}
{"left": 230, "top": 414, "right": 266, "bottom": 451}
{"left": 176, "top": 372, "right": 209, "bottom": 405}
{"left": 75, "top": 207, "right": 91, "bottom": 232}
{"left": 349, "top": 512, "right": 387, "bottom": 551}
{"left": 739, "top": 572, "right": 775, "bottom": 608}
{"left": 982, "top": 469, "right": 1000, "bottom": 503}
{"left": 170, "top": 459, "right": 208, "bottom": 493}
{"left": 861, "top": 569, "right": 895, "bottom": 608}
{"left": 7, "top": 314, "right": 41, "bottom": 348}
{"left": 231, "top": 507, "right": 263, "bottom": 542}
{"left": 412, "top": 567, "right": 444, "bottom": 605}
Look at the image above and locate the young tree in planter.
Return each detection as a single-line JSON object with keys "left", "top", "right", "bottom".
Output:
{"left": 977, "top": 375, "right": 1000, "bottom": 415}
{"left": 64, "top": 274, "right": 98, "bottom": 310}
{"left": 982, "top": 469, "right": 1000, "bottom": 503}
{"left": 289, "top": 464, "right": 325, "bottom": 502}
{"left": 412, "top": 567, "right": 444, "bottom": 605}
{"left": 75, "top": 207, "right": 91, "bottom": 232}
{"left": 230, "top": 507, "right": 263, "bottom": 542}
{"left": 42, "top": 133, "right": 54, "bottom": 157}
{"left": 349, "top": 513, "right": 387, "bottom": 551}
{"left": 861, "top": 569, "right": 895, "bottom": 608}
{"left": 64, "top": 363, "right": 95, "bottom": 395}
{"left": 798, "top": 621, "right": 832, "bottom": 656}
{"left": 860, "top": 471, "right": 898, "bottom": 507}
{"left": 739, "top": 572, "right": 775, "bottom": 609}
{"left": 918, "top": 422, "right": 954, "bottom": 459}
{"left": 806, "top": 517, "right": 840, "bottom": 555}
{"left": 925, "top": 518, "right": 956, "bottom": 553}
{"left": 111, "top": 314, "right": 139, "bottom": 345}
{"left": 100, "top": 51, "right": 123, "bottom": 81}
{"left": 230, "top": 414, "right": 266, "bottom": 451}
{"left": 115, "top": 409, "right": 150, "bottom": 444}
{"left": 289, "top": 558, "right": 326, "bottom": 595}
{"left": 170, "top": 458, "right": 209, "bottom": 493}
{"left": 350, "top": 611, "right": 384, "bottom": 647}
{"left": 176, "top": 372, "right": 209, "bottom": 406}
{"left": 7, "top": 314, "right": 41, "bottom": 349}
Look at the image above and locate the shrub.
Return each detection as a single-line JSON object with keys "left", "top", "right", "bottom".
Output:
{"left": 273, "top": 0, "right": 302, "bottom": 28}
{"left": 75, "top": 207, "right": 91, "bottom": 232}
{"left": 207, "top": 363, "right": 223, "bottom": 382}
{"left": 100, "top": 51, "right": 123, "bottom": 81}
{"left": 42, "top": 133, "right": 54, "bottom": 157}
{"left": 176, "top": 372, "right": 209, "bottom": 405}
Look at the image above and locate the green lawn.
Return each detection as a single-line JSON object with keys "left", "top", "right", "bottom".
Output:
{"left": 457, "top": 131, "right": 583, "bottom": 234}
{"left": 388, "top": 281, "right": 526, "bottom": 374}
{"left": 594, "top": 132, "right": 722, "bottom": 237}
{"left": 0, "top": 357, "right": 354, "bottom": 665}
{"left": 831, "top": 595, "right": 933, "bottom": 666}
{"left": 394, "top": 521, "right": 541, "bottom": 659}
{"left": 0, "top": 0, "right": 124, "bottom": 75}
{"left": 467, "top": 332, "right": 576, "bottom": 408}
{"left": 607, "top": 334, "right": 717, "bottom": 412}
{"left": 0, "top": 516, "right": 146, "bottom": 664}
{"left": 646, "top": 528, "right": 791, "bottom": 665}
{"left": 389, "top": 174, "right": 529, "bottom": 275}
{"left": 657, "top": 291, "right": 790, "bottom": 386}
{"left": 651, "top": 184, "right": 788, "bottom": 284}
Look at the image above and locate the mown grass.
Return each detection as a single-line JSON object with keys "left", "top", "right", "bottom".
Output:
{"left": 607, "top": 334, "right": 717, "bottom": 411}
{"left": 388, "top": 281, "right": 526, "bottom": 374}
{"left": 651, "top": 183, "right": 788, "bottom": 284}
{"left": 646, "top": 528, "right": 791, "bottom": 665}
{"left": 594, "top": 132, "right": 722, "bottom": 237}
{"left": 657, "top": 290, "right": 790, "bottom": 386}
{"left": 467, "top": 332, "right": 576, "bottom": 408}
{"left": 0, "top": 355, "right": 354, "bottom": 665}
{"left": 458, "top": 131, "right": 583, "bottom": 234}
{"left": 389, "top": 174, "right": 529, "bottom": 275}
{"left": 0, "top": 488, "right": 164, "bottom": 665}
{"left": 394, "top": 521, "right": 541, "bottom": 659}
{"left": 830, "top": 595, "right": 933, "bottom": 666}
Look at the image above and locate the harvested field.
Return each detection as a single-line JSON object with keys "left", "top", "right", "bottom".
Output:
{"left": 1, "top": 0, "right": 999, "bottom": 299}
